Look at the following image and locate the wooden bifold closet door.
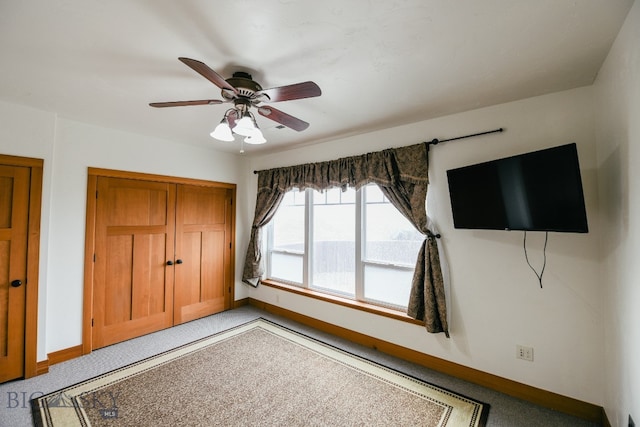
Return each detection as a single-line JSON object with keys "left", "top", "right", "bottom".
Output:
{"left": 87, "top": 171, "right": 235, "bottom": 350}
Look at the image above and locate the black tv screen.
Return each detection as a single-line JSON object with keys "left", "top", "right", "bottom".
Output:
{"left": 446, "top": 143, "right": 588, "bottom": 233}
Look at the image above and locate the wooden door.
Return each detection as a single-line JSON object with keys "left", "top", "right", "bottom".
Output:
{"left": 92, "top": 177, "right": 176, "bottom": 349}
{"left": 0, "top": 165, "right": 29, "bottom": 382}
{"left": 173, "top": 185, "right": 233, "bottom": 324}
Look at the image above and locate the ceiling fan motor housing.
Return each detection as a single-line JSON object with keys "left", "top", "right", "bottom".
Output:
{"left": 224, "top": 71, "right": 263, "bottom": 100}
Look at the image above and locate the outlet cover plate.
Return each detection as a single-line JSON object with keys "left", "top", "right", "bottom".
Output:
{"left": 516, "top": 345, "right": 534, "bottom": 361}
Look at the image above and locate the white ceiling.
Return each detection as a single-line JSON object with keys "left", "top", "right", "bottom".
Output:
{"left": 0, "top": 1, "right": 634, "bottom": 155}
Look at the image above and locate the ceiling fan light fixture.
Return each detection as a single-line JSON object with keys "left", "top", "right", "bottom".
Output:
{"left": 244, "top": 129, "right": 266, "bottom": 144}
{"left": 232, "top": 112, "right": 258, "bottom": 137}
{"left": 210, "top": 118, "right": 234, "bottom": 141}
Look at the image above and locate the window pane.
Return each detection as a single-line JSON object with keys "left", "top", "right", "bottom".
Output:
{"left": 272, "top": 190, "right": 304, "bottom": 252}
{"left": 364, "top": 185, "right": 423, "bottom": 266}
{"left": 363, "top": 264, "right": 413, "bottom": 308}
{"left": 270, "top": 252, "right": 303, "bottom": 284}
{"left": 270, "top": 190, "right": 305, "bottom": 284}
{"left": 312, "top": 188, "right": 355, "bottom": 296}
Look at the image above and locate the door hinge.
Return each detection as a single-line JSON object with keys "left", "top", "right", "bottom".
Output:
{"left": 91, "top": 318, "right": 94, "bottom": 327}
{"left": 93, "top": 253, "right": 96, "bottom": 262}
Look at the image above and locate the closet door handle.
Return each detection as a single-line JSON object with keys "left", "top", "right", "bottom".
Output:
{"left": 166, "top": 260, "right": 174, "bottom": 266}
{"left": 11, "top": 279, "right": 22, "bottom": 288}
{"left": 175, "top": 259, "right": 183, "bottom": 265}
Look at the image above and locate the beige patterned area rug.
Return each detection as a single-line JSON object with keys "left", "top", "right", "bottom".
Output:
{"left": 32, "top": 318, "right": 488, "bottom": 426}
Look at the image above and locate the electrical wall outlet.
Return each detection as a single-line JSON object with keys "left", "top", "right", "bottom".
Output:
{"left": 516, "top": 345, "right": 534, "bottom": 361}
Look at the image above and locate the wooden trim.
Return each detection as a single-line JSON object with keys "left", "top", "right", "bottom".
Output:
{"left": 48, "top": 345, "right": 83, "bottom": 366}
{"left": 87, "top": 167, "right": 236, "bottom": 189}
{"left": 0, "top": 154, "right": 43, "bottom": 168}
{"left": 260, "top": 280, "right": 424, "bottom": 326}
{"left": 0, "top": 155, "right": 44, "bottom": 379}
{"left": 227, "top": 188, "right": 236, "bottom": 312}
{"left": 36, "top": 359, "right": 49, "bottom": 376}
{"left": 24, "top": 161, "right": 43, "bottom": 378}
{"left": 82, "top": 174, "right": 97, "bottom": 355}
{"left": 248, "top": 297, "right": 604, "bottom": 424}
{"left": 233, "top": 298, "right": 249, "bottom": 308}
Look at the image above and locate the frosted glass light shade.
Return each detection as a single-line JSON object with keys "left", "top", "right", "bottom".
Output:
{"left": 244, "top": 129, "right": 266, "bottom": 144}
{"left": 232, "top": 115, "right": 256, "bottom": 137}
{"left": 210, "top": 121, "right": 234, "bottom": 141}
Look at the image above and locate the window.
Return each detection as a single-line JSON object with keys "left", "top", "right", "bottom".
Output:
{"left": 266, "top": 184, "right": 423, "bottom": 310}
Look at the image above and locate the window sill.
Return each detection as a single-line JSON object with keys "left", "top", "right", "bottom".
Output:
{"left": 259, "top": 279, "right": 424, "bottom": 327}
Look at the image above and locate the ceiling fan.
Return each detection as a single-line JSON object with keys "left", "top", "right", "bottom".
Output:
{"left": 150, "top": 57, "right": 321, "bottom": 146}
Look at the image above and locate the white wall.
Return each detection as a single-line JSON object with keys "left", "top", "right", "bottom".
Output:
{"left": 594, "top": 1, "right": 640, "bottom": 425}
{"left": 0, "top": 104, "right": 247, "bottom": 360}
{"left": 243, "top": 86, "right": 603, "bottom": 404}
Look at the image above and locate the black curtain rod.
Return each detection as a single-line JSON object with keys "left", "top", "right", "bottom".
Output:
{"left": 427, "top": 127, "right": 503, "bottom": 146}
{"left": 253, "top": 127, "right": 503, "bottom": 174}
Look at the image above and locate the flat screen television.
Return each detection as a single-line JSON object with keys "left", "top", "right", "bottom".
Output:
{"left": 446, "top": 143, "right": 588, "bottom": 233}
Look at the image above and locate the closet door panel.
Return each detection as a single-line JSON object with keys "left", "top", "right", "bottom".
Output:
{"left": 200, "top": 230, "right": 225, "bottom": 302}
{"left": 174, "top": 185, "right": 231, "bottom": 325}
{"left": 92, "top": 177, "right": 175, "bottom": 349}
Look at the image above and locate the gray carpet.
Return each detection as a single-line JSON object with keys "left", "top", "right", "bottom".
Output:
{"left": 1, "top": 306, "right": 598, "bottom": 426}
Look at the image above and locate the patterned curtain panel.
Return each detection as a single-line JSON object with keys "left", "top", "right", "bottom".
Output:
{"left": 242, "top": 142, "right": 449, "bottom": 336}
{"left": 241, "top": 189, "right": 286, "bottom": 287}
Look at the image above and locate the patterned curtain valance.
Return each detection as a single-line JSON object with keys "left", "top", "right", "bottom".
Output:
{"left": 256, "top": 142, "right": 429, "bottom": 193}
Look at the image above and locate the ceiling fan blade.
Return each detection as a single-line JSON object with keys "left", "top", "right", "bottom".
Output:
{"left": 178, "top": 57, "right": 238, "bottom": 94}
{"left": 257, "top": 81, "right": 321, "bottom": 102}
{"left": 258, "top": 106, "right": 309, "bottom": 132}
{"left": 149, "top": 99, "right": 224, "bottom": 108}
